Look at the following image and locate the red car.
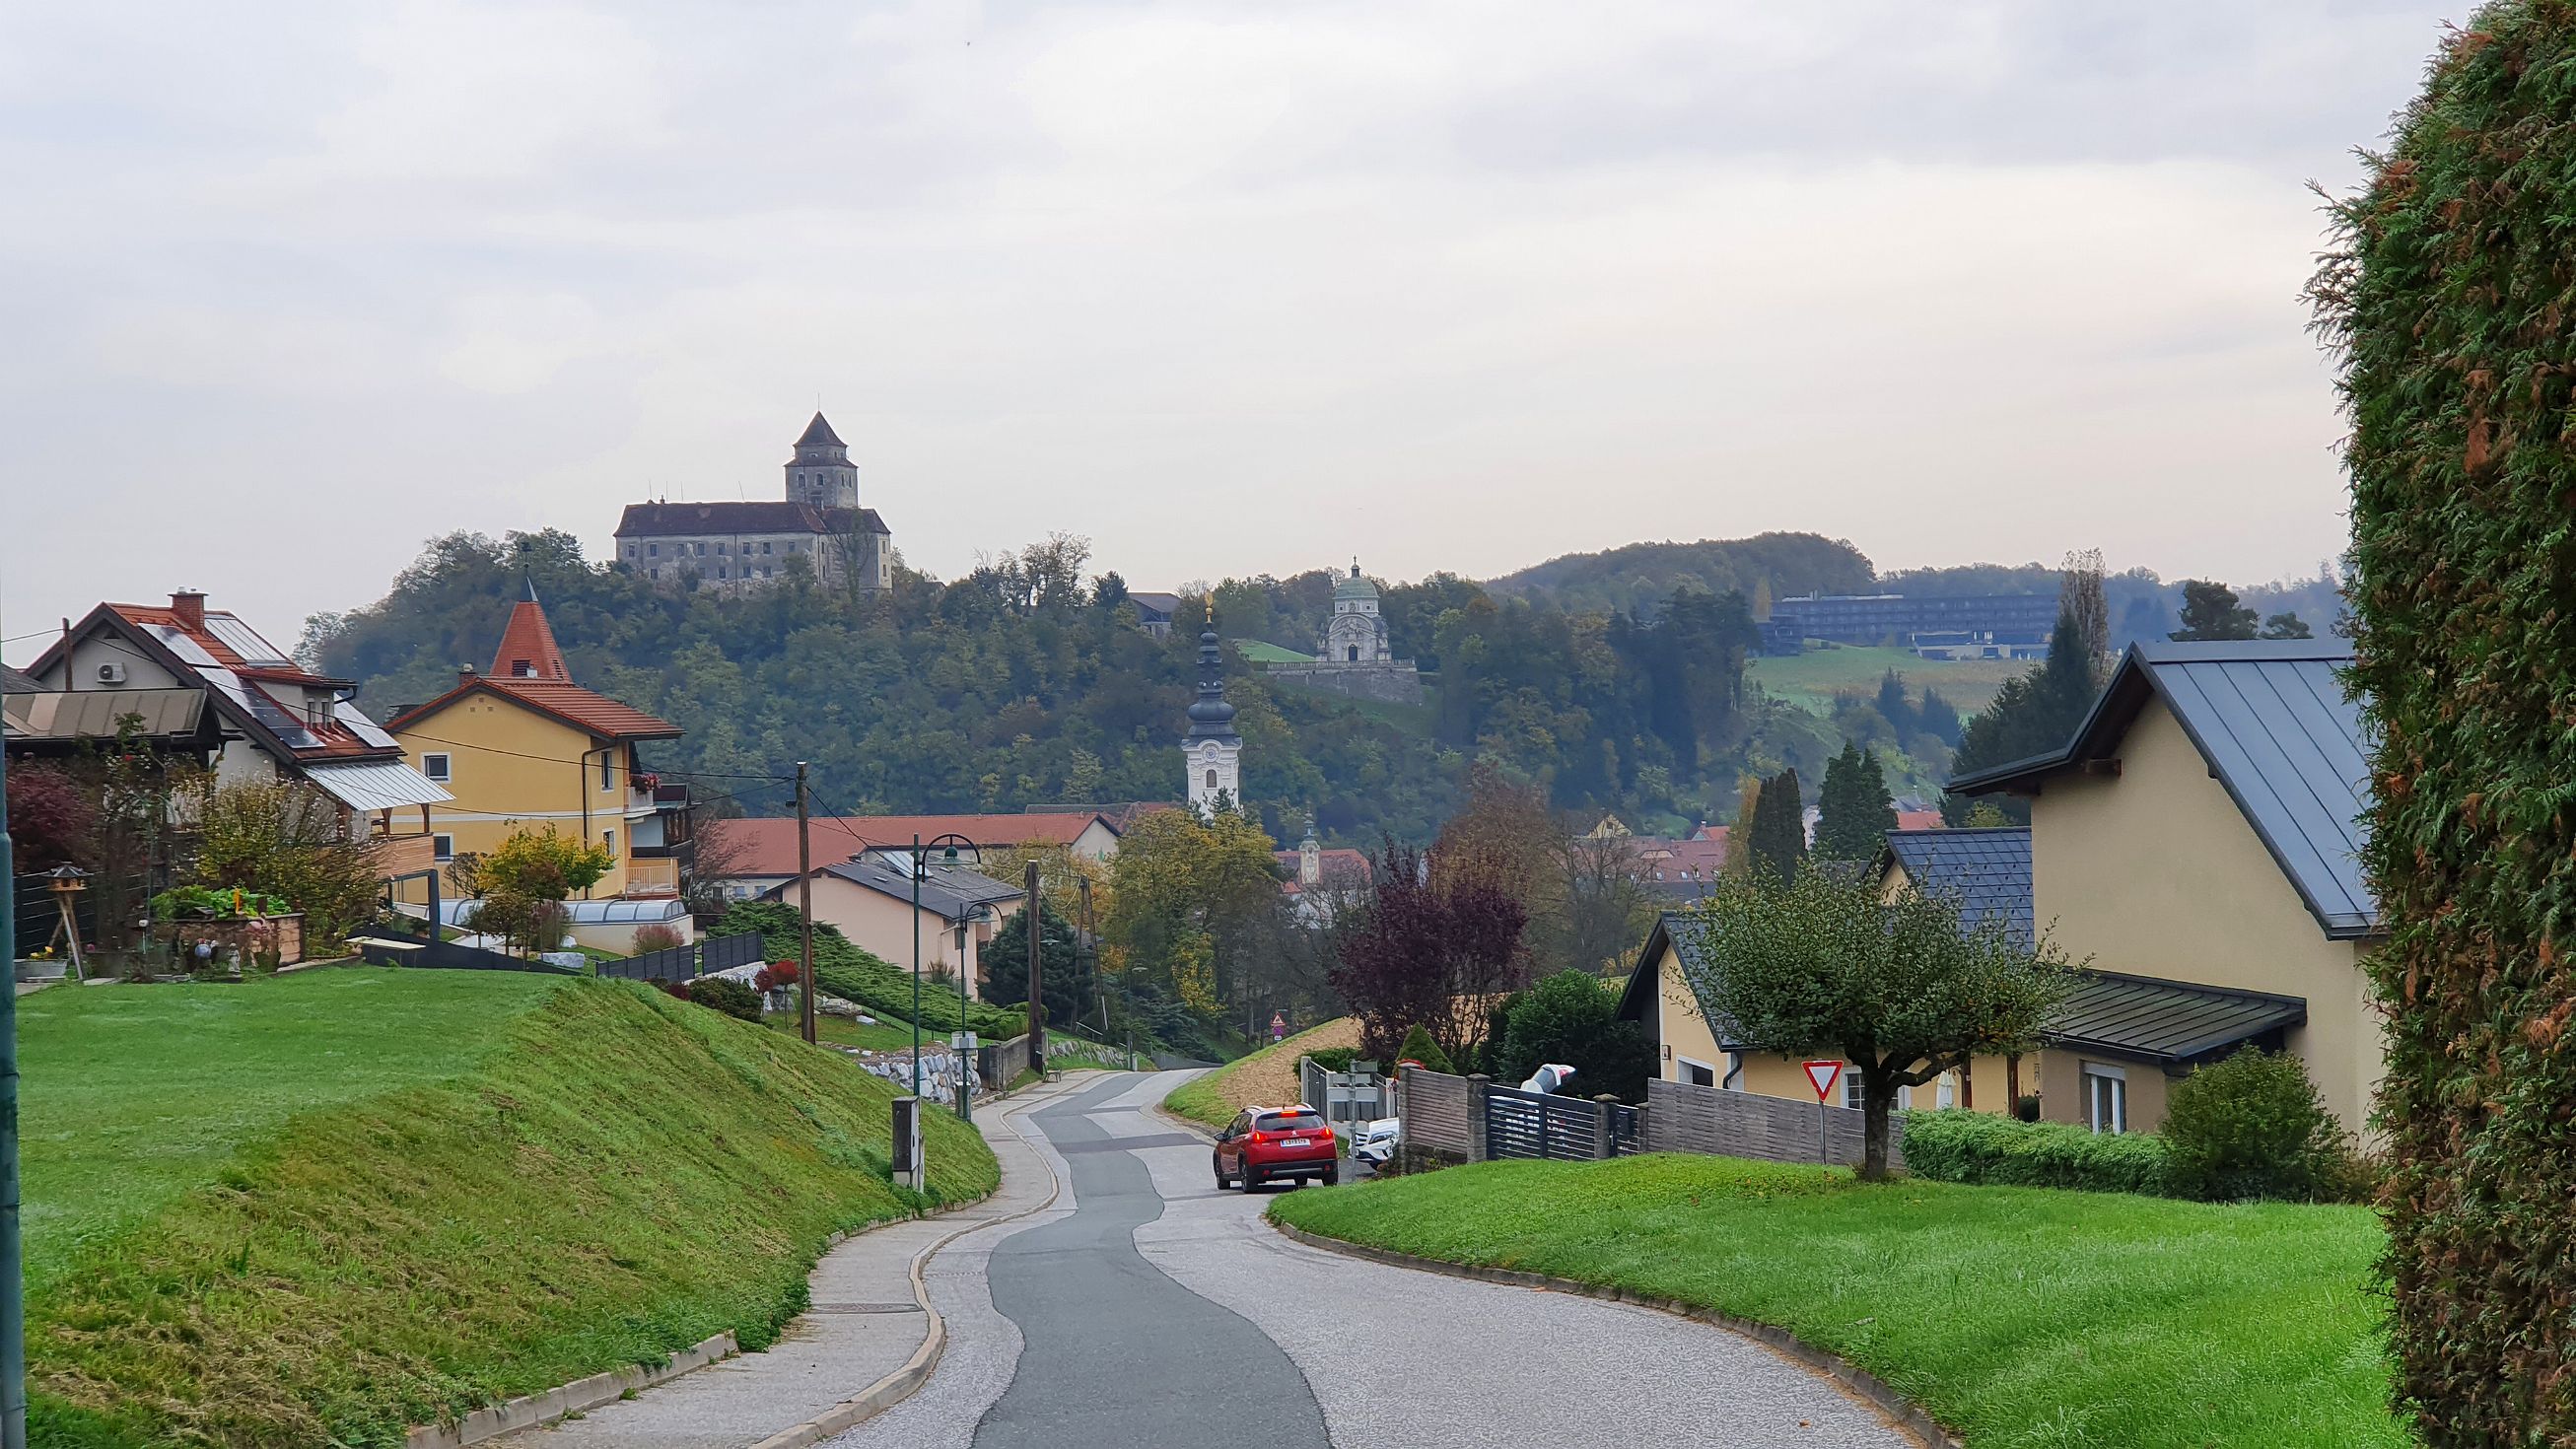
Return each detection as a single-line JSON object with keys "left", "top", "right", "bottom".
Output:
{"left": 1213, "top": 1105, "right": 1339, "bottom": 1192}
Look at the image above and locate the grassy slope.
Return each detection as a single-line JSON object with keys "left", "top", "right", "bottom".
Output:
{"left": 1165, "top": 1018, "right": 1358, "bottom": 1130}
{"left": 1271, "top": 1155, "right": 2398, "bottom": 1449}
{"left": 27, "top": 971, "right": 997, "bottom": 1449}
{"left": 1746, "top": 646, "right": 2024, "bottom": 718}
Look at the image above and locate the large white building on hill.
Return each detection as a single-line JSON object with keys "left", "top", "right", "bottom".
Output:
{"left": 612, "top": 413, "right": 893, "bottom": 594}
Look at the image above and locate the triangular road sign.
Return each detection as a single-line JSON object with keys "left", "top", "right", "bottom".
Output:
{"left": 1803, "top": 1060, "right": 1844, "bottom": 1103}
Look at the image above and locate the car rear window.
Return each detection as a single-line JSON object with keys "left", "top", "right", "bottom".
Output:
{"left": 1258, "top": 1112, "right": 1326, "bottom": 1133}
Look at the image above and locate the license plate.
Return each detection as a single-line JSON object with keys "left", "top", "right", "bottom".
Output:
{"left": 1281, "top": 1138, "right": 1310, "bottom": 1149}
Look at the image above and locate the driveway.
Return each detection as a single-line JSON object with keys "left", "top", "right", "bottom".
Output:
{"left": 825, "top": 1070, "right": 1913, "bottom": 1448}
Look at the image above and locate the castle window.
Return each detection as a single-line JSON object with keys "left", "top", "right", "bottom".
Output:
{"left": 1206, "top": 769, "right": 1218, "bottom": 791}
{"left": 648, "top": 543, "right": 659, "bottom": 557}
{"left": 1348, "top": 647, "right": 1359, "bottom": 661}
{"left": 625, "top": 544, "right": 637, "bottom": 558}
{"left": 762, "top": 541, "right": 773, "bottom": 554}
{"left": 717, "top": 542, "right": 728, "bottom": 555}
{"left": 693, "top": 542, "right": 705, "bottom": 556}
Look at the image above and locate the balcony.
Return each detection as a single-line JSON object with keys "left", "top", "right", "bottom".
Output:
{"left": 623, "top": 856, "right": 681, "bottom": 898}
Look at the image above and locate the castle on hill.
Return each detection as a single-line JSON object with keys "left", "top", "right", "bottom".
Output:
{"left": 612, "top": 413, "right": 893, "bottom": 594}
{"left": 1263, "top": 561, "right": 1424, "bottom": 705}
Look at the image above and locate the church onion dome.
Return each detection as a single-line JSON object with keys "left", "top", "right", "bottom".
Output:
{"left": 1187, "top": 624, "right": 1238, "bottom": 736}
{"left": 1334, "top": 562, "right": 1378, "bottom": 602}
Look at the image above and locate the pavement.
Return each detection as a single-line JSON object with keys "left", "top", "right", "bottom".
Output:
{"left": 821, "top": 1070, "right": 1915, "bottom": 1449}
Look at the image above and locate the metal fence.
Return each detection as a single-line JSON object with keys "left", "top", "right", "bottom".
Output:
{"left": 1300, "top": 1058, "right": 1390, "bottom": 1133}
{"left": 702, "top": 932, "right": 763, "bottom": 972}
{"left": 592, "top": 932, "right": 765, "bottom": 983}
{"left": 1643, "top": 1076, "right": 1899, "bottom": 1170}
{"left": 359, "top": 935, "right": 585, "bottom": 974}
{"left": 1484, "top": 1084, "right": 1637, "bottom": 1162}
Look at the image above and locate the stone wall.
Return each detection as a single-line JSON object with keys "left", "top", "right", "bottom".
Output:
{"left": 1263, "top": 662, "right": 1424, "bottom": 706}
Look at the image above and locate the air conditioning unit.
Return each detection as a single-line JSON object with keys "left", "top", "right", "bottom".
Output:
{"left": 96, "top": 661, "right": 126, "bottom": 685}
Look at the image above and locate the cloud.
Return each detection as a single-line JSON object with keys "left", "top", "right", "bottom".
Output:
{"left": 0, "top": 0, "right": 2470, "bottom": 645}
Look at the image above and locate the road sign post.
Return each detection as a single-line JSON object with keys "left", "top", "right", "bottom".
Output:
{"left": 1803, "top": 1061, "right": 1844, "bottom": 1166}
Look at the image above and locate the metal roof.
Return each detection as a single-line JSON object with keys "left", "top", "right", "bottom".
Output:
{"left": 801, "top": 856, "right": 1025, "bottom": 922}
{"left": 2048, "top": 970, "right": 2306, "bottom": 1068}
{"left": 1880, "top": 827, "right": 2031, "bottom": 947}
{"left": 435, "top": 897, "right": 688, "bottom": 926}
{"left": 306, "top": 759, "right": 453, "bottom": 811}
{"left": 1949, "top": 639, "right": 2377, "bottom": 938}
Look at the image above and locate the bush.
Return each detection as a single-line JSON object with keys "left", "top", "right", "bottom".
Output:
{"left": 2162, "top": 1048, "right": 2363, "bottom": 1204}
{"left": 1901, "top": 1111, "right": 2173, "bottom": 1196}
{"left": 686, "top": 976, "right": 765, "bottom": 1022}
{"left": 1303, "top": 1046, "right": 1359, "bottom": 1073}
{"left": 633, "top": 923, "right": 685, "bottom": 954}
{"left": 1496, "top": 969, "right": 1656, "bottom": 1102}
{"left": 1395, "top": 1024, "right": 1453, "bottom": 1075}
{"left": 715, "top": 902, "right": 1021, "bottom": 1038}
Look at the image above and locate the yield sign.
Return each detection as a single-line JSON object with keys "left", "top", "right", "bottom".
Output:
{"left": 1802, "top": 1061, "right": 1844, "bottom": 1103}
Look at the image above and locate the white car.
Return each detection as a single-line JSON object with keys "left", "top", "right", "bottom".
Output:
{"left": 1352, "top": 1117, "right": 1401, "bottom": 1165}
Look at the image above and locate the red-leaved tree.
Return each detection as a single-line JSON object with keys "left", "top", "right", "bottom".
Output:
{"left": 1330, "top": 838, "right": 1529, "bottom": 1067}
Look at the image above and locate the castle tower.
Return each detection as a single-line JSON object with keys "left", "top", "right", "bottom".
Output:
{"left": 786, "top": 412, "right": 859, "bottom": 509}
{"left": 1184, "top": 607, "right": 1242, "bottom": 815}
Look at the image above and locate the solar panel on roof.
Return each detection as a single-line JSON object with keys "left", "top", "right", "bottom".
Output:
{"left": 151, "top": 625, "right": 224, "bottom": 668}
{"left": 203, "top": 614, "right": 292, "bottom": 666}
{"left": 339, "top": 711, "right": 398, "bottom": 749}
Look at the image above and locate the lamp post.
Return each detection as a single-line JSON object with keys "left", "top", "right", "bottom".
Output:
{"left": 909, "top": 833, "right": 923, "bottom": 1100}
{"left": 914, "top": 834, "right": 980, "bottom": 1116}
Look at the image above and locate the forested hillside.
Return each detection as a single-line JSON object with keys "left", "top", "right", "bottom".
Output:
{"left": 311, "top": 530, "right": 1862, "bottom": 845}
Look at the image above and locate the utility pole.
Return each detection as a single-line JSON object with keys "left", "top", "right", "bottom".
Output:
{"left": 1024, "top": 861, "right": 1044, "bottom": 1076}
{"left": 1, "top": 708, "right": 28, "bottom": 1448}
{"left": 910, "top": 834, "right": 923, "bottom": 1100}
{"left": 795, "top": 762, "right": 816, "bottom": 1045}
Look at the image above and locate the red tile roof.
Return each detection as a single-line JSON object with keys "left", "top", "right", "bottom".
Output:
{"left": 490, "top": 598, "right": 571, "bottom": 681}
{"left": 1896, "top": 810, "right": 1944, "bottom": 832}
{"left": 386, "top": 594, "right": 680, "bottom": 743}
{"left": 1276, "top": 847, "right": 1373, "bottom": 894}
{"left": 709, "top": 813, "right": 1118, "bottom": 878}
{"left": 93, "top": 602, "right": 396, "bottom": 762}
{"left": 478, "top": 678, "right": 681, "bottom": 740}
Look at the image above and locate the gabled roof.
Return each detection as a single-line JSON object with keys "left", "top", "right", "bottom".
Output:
{"left": 2049, "top": 971, "right": 2306, "bottom": 1068}
{"left": 1, "top": 663, "right": 44, "bottom": 694}
{"left": 1948, "top": 639, "right": 2376, "bottom": 939}
{"left": 707, "top": 812, "right": 1121, "bottom": 879}
{"left": 795, "top": 411, "right": 845, "bottom": 449}
{"left": 1875, "top": 827, "right": 2032, "bottom": 947}
{"left": 386, "top": 676, "right": 681, "bottom": 743}
{"left": 613, "top": 502, "right": 887, "bottom": 538}
{"left": 785, "top": 856, "right": 1023, "bottom": 922}
{"left": 1616, "top": 912, "right": 1744, "bottom": 1046}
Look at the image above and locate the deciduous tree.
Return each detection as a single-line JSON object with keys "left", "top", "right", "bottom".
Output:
{"left": 1676, "top": 865, "right": 2075, "bottom": 1178}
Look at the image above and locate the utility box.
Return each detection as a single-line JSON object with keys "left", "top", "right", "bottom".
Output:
{"left": 891, "top": 1096, "right": 924, "bottom": 1190}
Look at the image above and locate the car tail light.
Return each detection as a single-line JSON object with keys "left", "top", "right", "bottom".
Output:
{"left": 1248, "top": 1131, "right": 1270, "bottom": 1144}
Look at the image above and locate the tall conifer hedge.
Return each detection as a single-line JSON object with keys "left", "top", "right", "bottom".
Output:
{"left": 2314, "top": 4, "right": 2576, "bottom": 1439}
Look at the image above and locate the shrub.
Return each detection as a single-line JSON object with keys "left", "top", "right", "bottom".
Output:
{"left": 1394, "top": 1024, "right": 1453, "bottom": 1075}
{"left": 1496, "top": 969, "right": 1656, "bottom": 1102}
{"left": 1303, "top": 1046, "right": 1359, "bottom": 1073}
{"left": 632, "top": 923, "right": 685, "bottom": 954}
{"left": 1901, "top": 1110, "right": 2172, "bottom": 1196}
{"left": 2161, "top": 1048, "right": 2362, "bottom": 1204}
{"left": 686, "top": 976, "right": 765, "bottom": 1022}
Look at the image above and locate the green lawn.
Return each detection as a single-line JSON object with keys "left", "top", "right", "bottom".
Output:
{"left": 18, "top": 970, "right": 561, "bottom": 1290}
{"left": 766, "top": 1009, "right": 926, "bottom": 1054}
{"left": 1270, "top": 1154, "right": 2401, "bottom": 1449}
{"left": 1747, "top": 646, "right": 2027, "bottom": 718}
{"left": 24, "top": 970, "right": 997, "bottom": 1448}
{"left": 1231, "top": 637, "right": 1314, "bottom": 664}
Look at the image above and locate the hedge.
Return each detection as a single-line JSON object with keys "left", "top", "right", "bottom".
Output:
{"left": 714, "top": 902, "right": 1023, "bottom": 1039}
{"left": 1901, "top": 1111, "right": 2172, "bottom": 1197}
{"left": 2314, "top": 3, "right": 2576, "bottom": 1435}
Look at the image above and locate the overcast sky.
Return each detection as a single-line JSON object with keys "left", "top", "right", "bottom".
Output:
{"left": 1, "top": 1, "right": 2466, "bottom": 653}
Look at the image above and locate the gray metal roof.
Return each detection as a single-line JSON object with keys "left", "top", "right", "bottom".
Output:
{"left": 305, "top": 758, "right": 453, "bottom": 811}
{"left": 1949, "top": 639, "right": 2377, "bottom": 939}
{"left": 2, "top": 687, "right": 206, "bottom": 741}
{"left": 2047, "top": 970, "right": 2306, "bottom": 1067}
{"left": 1880, "top": 827, "right": 2031, "bottom": 947}
{"left": 810, "top": 857, "right": 1024, "bottom": 921}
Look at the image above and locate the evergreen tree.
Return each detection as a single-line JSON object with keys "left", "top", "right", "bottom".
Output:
{"left": 1816, "top": 742, "right": 1897, "bottom": 861}
{"left": 1746, "top": 767, "right": 1806, "bottom": 885}
{"left": 2171, "top": 580, "right": 2260, "bottom": 641}
{"left": 1873, "top": 668, "right": 1915, "bottom": 734}
{"left": 2260, "top": 611, "right": 2313, "bottom": 640}
{"left": 1941, "top": 608, "right": 2100, "bottom": 825}
{"left": 1916, "top": 687, "right": 1964, "bottom": 747}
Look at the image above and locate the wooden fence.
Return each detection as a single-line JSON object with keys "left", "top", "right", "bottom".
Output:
{"left": 1395, "top": 1066, "right": 1474, "bottom": 1159}
{"left": 1643, "top": 1077, "right": 1901, "bottom": 1171}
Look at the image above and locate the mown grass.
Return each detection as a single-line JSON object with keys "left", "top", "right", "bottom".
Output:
{"left": 1746, "top": 645, "right": 2024, "bottom": 717}
{"left": 1163, "top": 1017, "right": 1357, "bottom": 1130}
{"left": 25, "top": 970, "right": 997, "bottom": 1449}
{"left": 766, "top": 1008, "right": 926, "bottom": 1055}
{"left": 1271, "top": 1154, "right": 2401, "bottom": 1449}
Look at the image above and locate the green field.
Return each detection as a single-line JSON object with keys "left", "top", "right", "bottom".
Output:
{"left": 23, "top": 970, "right": 996, "bottom": 1448}
{"left": 1271, "top": 1154, "right": 2400, "bottom": 1449}
{"left": 1746, "top": 645, "right": 2028, "bottom": 717}
{"left": 1231, "top": 637, "right": 1315, "bottom": 664}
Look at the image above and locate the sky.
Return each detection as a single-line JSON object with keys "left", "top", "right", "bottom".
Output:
{"left": 0, "top": 0, "right": 2469, "bottom": 653}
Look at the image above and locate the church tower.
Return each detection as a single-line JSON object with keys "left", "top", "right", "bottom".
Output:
{"left": 1183, "top": 607, "right": 1242, "bottom": 815}
{"left": 786, "top": 412, "right": 859, "bottom": 509}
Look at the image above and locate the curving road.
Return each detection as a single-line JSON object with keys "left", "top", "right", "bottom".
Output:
{"left": 824, "top": 1070, "right": 1911, "bottom": 1449}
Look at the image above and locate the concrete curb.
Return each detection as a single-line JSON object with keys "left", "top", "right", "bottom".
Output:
{"left": 401, "top": 1333, "right": 738, "bottom": 1449}
{"left": 1267, "top": 1221, "right": 1961, "bottom": 1449}
{"left": 740, "top": 1079, "right": 1079, "bottom": 1449}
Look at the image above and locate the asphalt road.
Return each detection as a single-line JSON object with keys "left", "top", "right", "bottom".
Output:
{"left": 826, "top": 1070, "right": 1911, "bottom": 1449}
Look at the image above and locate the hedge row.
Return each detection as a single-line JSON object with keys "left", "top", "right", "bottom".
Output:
{"left": 1900, "top": 1111, "right": 2175, "bottom": 1197}
{"left": 715, "top": 902, "right": 1024, "bottom": 1039}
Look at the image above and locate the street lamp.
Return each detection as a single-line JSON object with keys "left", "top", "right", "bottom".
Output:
{"left": 911, "top": 833, "right": 980, "bottom": 1118}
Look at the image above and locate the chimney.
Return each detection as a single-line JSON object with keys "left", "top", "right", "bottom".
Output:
{"left": 170, "top": 589, "right": 207, "bottom": 632}
{"left": 458, "top": 664, "right": 480, "bottom": 687}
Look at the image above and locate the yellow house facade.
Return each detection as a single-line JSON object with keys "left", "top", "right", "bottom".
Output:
{"left": 385, "top": 590, "right": 687, "bottom": 943}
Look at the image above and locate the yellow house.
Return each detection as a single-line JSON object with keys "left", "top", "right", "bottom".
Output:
{"left": 1621, "top": 641, "right": 2362, "bottom": 1137}
{"left": 386, "top": 587, "right": 689, "bottom": 947}
{"left": 1951, "top": 638, "right": 2380, "bottom": 1135}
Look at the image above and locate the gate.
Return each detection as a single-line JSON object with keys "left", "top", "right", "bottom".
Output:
{"left": 1484, "top": 1084, "right": 1636, "bottom": 1162}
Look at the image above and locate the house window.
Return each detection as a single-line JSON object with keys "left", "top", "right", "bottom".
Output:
{"left": 1843, "top": 1069, "right": 1864, "bottom": 1111}
{"left": 649, "top": 543, "right": 660, "bottom": 557}
{"left": 718, "top": 566, "right": 728, "bottom": 579}
{"left": 513, "top": 659, "right": 534, "bottom": 677}
{"left": 1679, "top": 1057, "right": 1715, "bottom": 1088}
{"left": 2084, "top": 1064, "right": 2127, "bottom": 1134}
{"left": 651, "top": 568, "right": 660, "bottom": 580}
{"left": 762, "top": 541, "right": 773, "bottom": 554}
{"left": 422, "top": 753, "right": 451, "bottom": 782}
{"left": 602, "top": 828, "right": 616, "bottom": 858}
{"left": 599, "top": 754, "right": 614, "bottom": 790}
{"left": 433, "top": 834, "right": 453, "bottom": 861}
